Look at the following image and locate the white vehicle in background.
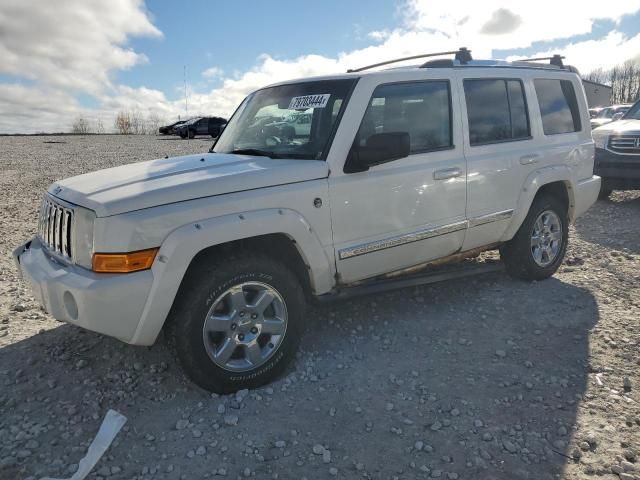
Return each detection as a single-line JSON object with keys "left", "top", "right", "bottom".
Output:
{"left": 590, "top": 104, "right": 632, "bottom": 129}
{"left": 15, "top": 48, "right": 600, "bottom": 393}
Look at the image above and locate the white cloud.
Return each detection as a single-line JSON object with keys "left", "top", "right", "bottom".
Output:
{"left": 0, "top": 0, "right": 160, "bottom": 94}
{"left": 2, "top": 0, "right": 640, "bottom": 133}
{"left": 509, "top": 31, "right": 640, "bottom": 74}
{"left": 202, "top": 66, "right": 225, "bottom": 79}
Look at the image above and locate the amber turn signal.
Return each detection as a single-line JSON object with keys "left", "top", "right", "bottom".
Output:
{"left": 92, "top": 248, "right": 159, "bottom": 273}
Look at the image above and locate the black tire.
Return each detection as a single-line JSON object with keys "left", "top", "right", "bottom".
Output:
{"left": 500, "top": 193, "right": 568, "bottom": 281}
{"left": 179, "top": 131, "right": 187, "bottom": 139}
{"left": 188, "top": 129, "right": 195, "bottom": 139}
{"left": 165, "top": 252, "right": 305, "bottom": 393}
{"left": 598, "top": 186, "right": 612, "bottom": 200}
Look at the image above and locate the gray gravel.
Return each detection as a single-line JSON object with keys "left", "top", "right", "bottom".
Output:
{"left": 1, "top": 134, "right": 639, "bottom": 480}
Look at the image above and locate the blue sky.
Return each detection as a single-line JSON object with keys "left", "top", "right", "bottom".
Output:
{"left": 1, "top": 0, "right": 639, "bottom": 133}
{"left": 118, "top": 2, "right": 640, "bottom": 105}
{"left": 116, "top": 0, "right": 400, "bottom": 96}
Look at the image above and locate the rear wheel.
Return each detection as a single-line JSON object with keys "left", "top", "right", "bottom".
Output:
{"left": 166, "top": 252, "right": 304, "bottom": 393}
{"left": 500, "top": 193, "right": 568, "bottom": 281}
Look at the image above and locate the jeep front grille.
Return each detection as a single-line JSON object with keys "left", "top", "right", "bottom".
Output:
{"left": 38, "top": 196, "right": 73, "bottom": 260}
{"left": 609, "top": 134, "right": 640, "bottom": 154}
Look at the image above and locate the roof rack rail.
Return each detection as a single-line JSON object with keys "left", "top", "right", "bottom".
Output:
{"left": 347, "top": 47, "right": 472, "bottom": 73}
{"left": 519, "top": 54, "right": 565, "bottom": 67}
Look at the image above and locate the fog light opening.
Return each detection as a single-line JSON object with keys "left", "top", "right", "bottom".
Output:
{"left": 63, "top": 291, "right": 78, "bottom": 320}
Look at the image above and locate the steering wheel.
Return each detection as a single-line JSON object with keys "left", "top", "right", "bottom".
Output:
{"left": 264, "top": 135, "right": 282, "bottom": 147}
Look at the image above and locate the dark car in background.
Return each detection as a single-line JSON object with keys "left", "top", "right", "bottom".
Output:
{"left": 175, "top": 116, "right": 227, "bottom": 139}
{"left": 158, "top": 120, "right": 186, "bottom": 135}
{"left": 592, "top": 99, "right": 640, "bottom": 198}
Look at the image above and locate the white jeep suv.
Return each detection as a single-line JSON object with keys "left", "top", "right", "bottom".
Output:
{"left": 14, "top": 50, "right": 600, "bottom": 393}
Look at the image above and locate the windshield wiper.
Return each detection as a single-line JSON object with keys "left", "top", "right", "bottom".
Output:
{"left": 229, "top": 148, "right": 275, "bottom": 158}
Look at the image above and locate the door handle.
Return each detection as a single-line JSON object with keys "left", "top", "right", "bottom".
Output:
{"left": 433, "top": 167, "right": 462, "bottom": 180}
{"left": 519, "top": 154, "right": 540, "bottom": 165}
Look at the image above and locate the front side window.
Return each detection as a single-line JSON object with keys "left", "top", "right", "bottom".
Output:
{"left": 464, "top": 79, "right": 530, "bottom": 145}
{"left": 355, "top": 80, "right": 452, "bottom": 154}
{"left": 534, "top": 79, "right": 581, "bottom": 135}
{"left": 214, "top": 79, "right": 356, "bottom": 159}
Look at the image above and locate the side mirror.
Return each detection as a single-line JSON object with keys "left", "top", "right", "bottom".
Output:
{"left": 612, "top": 112, "right": 624, "bottom": 121}
{"left": 344, "top": 132, "right": 410, "bottom": 173}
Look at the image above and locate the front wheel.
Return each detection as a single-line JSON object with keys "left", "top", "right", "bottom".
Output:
{"left": 188, "top": 129, "right": 195, "bottom": 139}
{"left": 500, "top": 194, "right": 568, "bottom": 281}
{"left": 166, "top": 253, "right": 304, "bottom": 393}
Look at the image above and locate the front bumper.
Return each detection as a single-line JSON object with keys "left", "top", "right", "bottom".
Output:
{"left": 594, "top": 148, "right": 640, "bottom": 189}
{"left": 13, "top": 237, "right": 153, "bottom": 344}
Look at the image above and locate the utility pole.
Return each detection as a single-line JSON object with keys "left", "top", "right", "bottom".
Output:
{"left": 184, "top": 65, "right": 188, "bottom": 119}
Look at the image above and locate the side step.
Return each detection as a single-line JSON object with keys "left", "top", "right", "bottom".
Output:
{"left": 315, "top": 261, "right": 504, "bottom": 303}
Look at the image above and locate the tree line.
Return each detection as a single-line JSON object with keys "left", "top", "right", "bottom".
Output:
{"left": 71, "top": 110, "right": 165, "bottom": 134}
{"left": 583, "top": 58, "right": 640, "bottom": 104}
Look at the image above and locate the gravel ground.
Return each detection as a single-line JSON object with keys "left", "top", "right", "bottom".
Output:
{"left": 0, "top": 135, "right": 638, "bottom": 480}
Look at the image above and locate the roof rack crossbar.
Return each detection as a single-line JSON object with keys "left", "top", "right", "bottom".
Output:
{"left": 347, "top": 47, "right": 472, "bottom": 73}
{"left": 519, "top": 54, "right": 565, "bottom": 67}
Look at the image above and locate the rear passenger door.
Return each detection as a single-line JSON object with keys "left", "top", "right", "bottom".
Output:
{"left": 457, "top": 73, "right": 538, "bottom": 250}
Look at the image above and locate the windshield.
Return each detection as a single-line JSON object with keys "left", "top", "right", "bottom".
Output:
{"left": 597, "top": 108, "right": 613, "bottom": 118}
{"left": 213, "top": 79, "right": 356, "bottom": 159}
{"left": 186, "top": 117, "right": 202, "bottom": 125}
{"left": 623, "top": 101, "right": 640, "bottom": 120}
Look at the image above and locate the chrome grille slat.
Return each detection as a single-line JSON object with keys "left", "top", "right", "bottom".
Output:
{"left": 38, "top": 196, "right": 74, "bottom": 260}
{"left": 609, "top": 135, "right": 640, "bottom": 154}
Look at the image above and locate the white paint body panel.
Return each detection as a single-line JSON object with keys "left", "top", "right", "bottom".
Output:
{"left": 52, "top": 153, "right": 329, "bottom": 217}
{"left": 17, "top": 64, "right": 600, "bottom": 346}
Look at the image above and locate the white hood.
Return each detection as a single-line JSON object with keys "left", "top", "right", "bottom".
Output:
{"left": 592, "top": 118, "right": 640, "bottom": 134}
{"left": 50, "top": 153, "right": 329, "bottom": 217}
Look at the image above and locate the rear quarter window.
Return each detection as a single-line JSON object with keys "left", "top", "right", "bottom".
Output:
{"left": 463, "top": 79, "right": 530, "bottom": 146}
{"left": 534, "top": 79, "right": 582, "bottom": 135}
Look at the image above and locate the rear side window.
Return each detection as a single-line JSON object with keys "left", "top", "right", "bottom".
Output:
{"left": 356, "top": 80, "right": 452, "bottom": 154}
{"left": 464, "top": 79, "right": 530, "bottom": 145}
{"left": 534, "top": 79, "right": 581, "bottom": 134}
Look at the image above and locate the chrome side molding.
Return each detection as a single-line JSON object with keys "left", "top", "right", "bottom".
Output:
{"left": 467, "top": 209, "right": 514, "bottom": 228}
{"left": 339, "top": 221, "right": 467, "bottom": 260}
{"left": 338, "top": 209, "right": 514, "bottom": 260}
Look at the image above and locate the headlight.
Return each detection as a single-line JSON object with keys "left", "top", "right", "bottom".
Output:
{"left": 72, "top": 206, "right": 96, "bottom": 269}
{"left": 592, "top": 133, "right": 608, "bottom": 149}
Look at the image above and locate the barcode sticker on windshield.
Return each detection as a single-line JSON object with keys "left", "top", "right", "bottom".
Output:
{"left": 288, "top": 94, "right": 330, "bottom": 110}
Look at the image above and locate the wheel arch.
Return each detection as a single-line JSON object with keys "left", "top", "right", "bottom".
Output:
{"left": 501, "top": 166, "right": 576, "bottom": 242}
{"left": 129, "top": 208, "right": 335, "bottom": 345}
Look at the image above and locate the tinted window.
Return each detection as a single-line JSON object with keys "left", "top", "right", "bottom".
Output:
{"left": 464, "top": 79, "right": 530, "bottom": 145}
{"left": 356, "top": 81, "right": 452, "bottom": 154}
{"left": 534, "top": 79, "right": 581, "bottom": 134}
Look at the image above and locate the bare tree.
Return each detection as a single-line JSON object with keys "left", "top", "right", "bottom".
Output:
{"left": 114, "top": 111, "right": 132, "bottom": 135}
{"left": 583, "top": 68, "right": 608, "bottom": 85}
{"left": 583, "top": 58, "right": 640, "bottom": 105}
{"left": 93, "top": 118, "right": 105, "bottom": 134}
{"left": 71, "top": 116, "right": 91, "bottom": 134}
{"left": 147, "top": 112, "right": 162, "bottom": 134}
{"left": 130, "top": 109, "right": 146, "bottom": 135}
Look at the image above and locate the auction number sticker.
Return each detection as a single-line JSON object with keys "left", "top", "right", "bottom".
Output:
{"left": 288, "top": 94, "right": 330, "bottom": 110}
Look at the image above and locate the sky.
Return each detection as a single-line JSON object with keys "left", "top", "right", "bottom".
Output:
{"left": 1, "top": 0, "right": 639, "bottom": 133}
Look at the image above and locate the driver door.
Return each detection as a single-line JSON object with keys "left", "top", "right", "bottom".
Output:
{"left": 328, "top": 78, "right": 467, "bottom": 283}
